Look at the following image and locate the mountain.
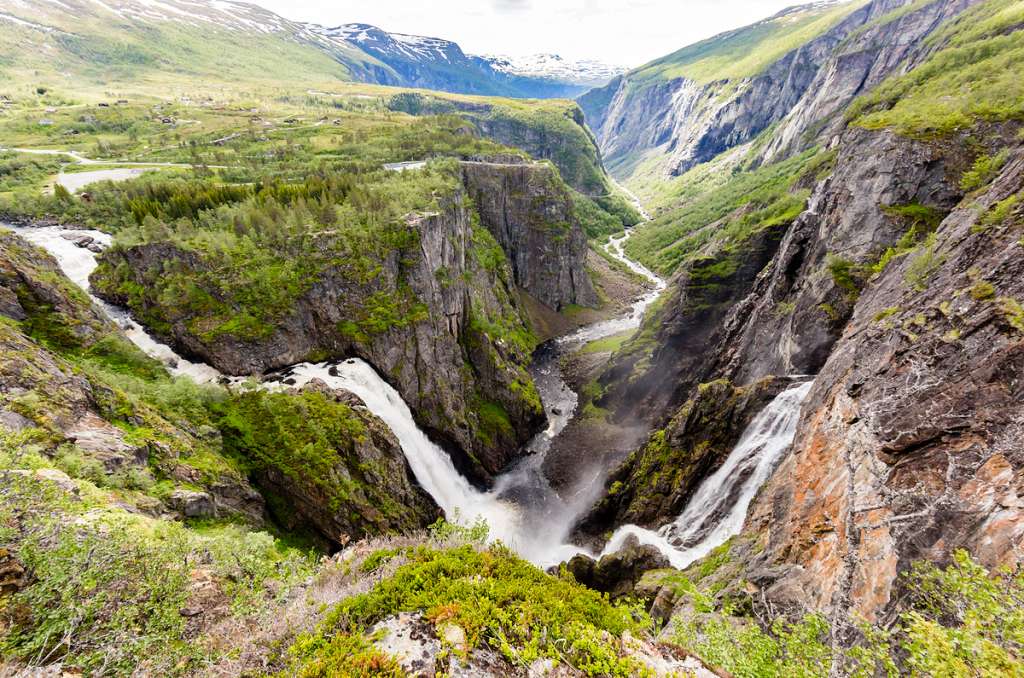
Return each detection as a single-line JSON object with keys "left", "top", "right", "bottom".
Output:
{"left": 1, "top": 0, "right": 1022, "bottom": 673}
{"left": 480, "top": 52, "right": 626, "bottom": 88}
{"left": 567, "top": 0, "right": 1024, "bottom": 644}
{"left": 0, "top": 0, "right": 599, "bottom": 98}
{"left": 309, "top": 22, "right": 595, "bottom": 98}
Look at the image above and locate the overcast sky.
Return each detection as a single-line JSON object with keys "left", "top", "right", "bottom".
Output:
{"left": 252, "top": 0, "right": 823, "bottom": 66}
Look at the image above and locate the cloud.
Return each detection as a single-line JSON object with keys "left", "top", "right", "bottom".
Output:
{"left": 492, "top": 0, "right": 530, "bottom": 11}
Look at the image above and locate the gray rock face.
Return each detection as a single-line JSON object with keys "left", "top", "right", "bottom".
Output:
{"left": 741, "top": 142, "right": 1024, "bottom": 623}
{"left": 597, "top": 124, "right": 968, "bottom": 440}
{"left": 168, "top": 489, "right": 216, "bottom": 519}
{"left": 582, "top": 0, "right": 978, "bottom": 179}
{"left": 93, "top": 178, "right": 574, "bottom": 482}
{"left": 461, "top": 161, "right": 598, "bottom": 311}
{"left": 758, "top": 0, "right": 980, "bottom": 164}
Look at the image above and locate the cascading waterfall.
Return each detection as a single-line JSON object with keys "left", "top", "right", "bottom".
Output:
{"left": 600, "top": 380, "right": 814, "bottom": 569}
{"left": 8, "top": 219, "right": 807, "bottom": 572}
{"left": 2, "top": 223, "right": 604, "bottom": 566}
{"left": 10, "top": 226, "right": 225, "bottom": 383}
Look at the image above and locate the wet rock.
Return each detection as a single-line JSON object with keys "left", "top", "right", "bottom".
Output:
{"left": 578, "top": 376, "right": 790, "bottom": 537}
{"left": 565, "top": 535, "right": 670, "bottom": 599}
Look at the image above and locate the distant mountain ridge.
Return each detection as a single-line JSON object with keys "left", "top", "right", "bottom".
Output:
{"left": 311, "top": 22, "right": 624, "bottom": 98}
{"left": 0, "top": 0, "right": 621, "bottom": 98}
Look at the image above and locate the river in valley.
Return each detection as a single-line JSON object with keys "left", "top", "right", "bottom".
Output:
{"left": 4, "top": 200, "right": 810, "bottom": 570}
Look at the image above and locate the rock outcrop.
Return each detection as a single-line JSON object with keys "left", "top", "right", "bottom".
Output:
{"left": 564, "top": 535, "right": 671, "bottom": 599}
{"left": 239, "top": 380, "right": 440, "bottom": 549}
{"left": 387, "top": 92, "right": 608, "bottom": 195}
{"left": 461, "top": 160, "right": 598, "bottom": 310}
{"left": 738, "top": 141, "right": 1024, "bottom": 624}
{"left": 93, "top": 174, "right": 585, "bottom": 483}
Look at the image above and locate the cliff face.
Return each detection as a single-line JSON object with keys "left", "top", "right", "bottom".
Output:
{"left": 387, "top": 92, "right": 608, "bottom": 196}
{"left": 574, "top": 0, "right": 1023, "bottom": 625}
{"left": 92, "top": 164, "right": 596, "bottom": 484}
{"left": 461, "top": 160, "right": 598, "bottom": 310}
{"left": 742, "top": 142, "right": 1024, "bottom": 623}
{"left": 581, "top": 0, "right": 979, "bottom": 181}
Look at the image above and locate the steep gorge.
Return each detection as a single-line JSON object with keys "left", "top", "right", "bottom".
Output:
{"left": 572, "top": 0, "right": 1024, "bottom": 631}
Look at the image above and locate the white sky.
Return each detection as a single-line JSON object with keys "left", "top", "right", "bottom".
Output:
{"left": 252, "top": 0, "right": 825, "bottom": 66}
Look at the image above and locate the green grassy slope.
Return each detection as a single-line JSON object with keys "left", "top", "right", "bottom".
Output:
{"left": 627, "top": 0, "right": 866, "bottom": 87}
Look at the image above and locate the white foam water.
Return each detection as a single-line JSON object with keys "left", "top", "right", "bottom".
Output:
{"left": 6, "top": 225, "right": 224, "bottom": 383}
{"left": 1, "top": 223, "right": 574, "bottom": 566}
{"left": 600, "top": 380, "right": 814, "bottom": 569}
{"left": 6, "top": 219, "right": 808, "bottom": 574}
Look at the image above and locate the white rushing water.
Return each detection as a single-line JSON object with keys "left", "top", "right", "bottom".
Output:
{"left": 4, "top": 210, "right": 804, "bottom": 572}
{"left": 5, "top": 225, "right": 225, "bottom": 383}
{"left": 600, "top": 380, "right": 814, "bottom": 569}
{"left": 0, "top": 222, "right": 568, "bottom": 565}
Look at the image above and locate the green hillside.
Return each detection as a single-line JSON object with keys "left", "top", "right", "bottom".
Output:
{"left": 627, "top": 0, "right": 866, "bottom": 87}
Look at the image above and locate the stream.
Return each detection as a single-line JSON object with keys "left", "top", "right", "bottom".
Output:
{"left": 3, "top": 192, "right": 810, "bottom": 570}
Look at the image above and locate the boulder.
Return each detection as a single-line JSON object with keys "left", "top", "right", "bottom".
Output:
{"left": 168, "top": 490, "right": 216, "bottom": 519}
{"left": 564, "top": 535, "right": 670, "bottom": 599}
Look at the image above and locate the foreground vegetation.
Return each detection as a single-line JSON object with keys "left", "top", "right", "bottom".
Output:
{"left": 658, "top": 540, "right": 1024, "bottom": 677}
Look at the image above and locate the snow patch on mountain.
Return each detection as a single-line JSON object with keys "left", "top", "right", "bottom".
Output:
{"left": 481, "top": 53, "right": 626, "bottom": 86}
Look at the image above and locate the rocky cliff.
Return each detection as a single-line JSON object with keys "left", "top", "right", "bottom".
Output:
{"left": 572, "top": 0, "right": 1024, "bottom": 633}
{"left": 91, "top": 163, "right": 600, "bottom": 484}
{"left": 387, "top": 92, "right": 609, "bottom": 196}
{"left": 461, "top": 160, "right": 598, "bottom": 310}
{"left": 739, "top": 140, "right": 1024, "bottom": 624}
{"left": 0, "top": 230, "right": 440, "bottom": 549}
{"left": 0, "top": 231, "right": 265, "bottom": 524}
{"left": 581, "top": 0, "right": 980, "bottom": 183}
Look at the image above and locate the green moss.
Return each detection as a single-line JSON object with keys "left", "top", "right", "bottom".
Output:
{"left": 904, "top": 233, "right": 946, "bottom": 291}
{"left": 215, "top": 389, "right": 366, "bottom": 511}
{"left": 285, "top": 543, "right": 653, "bottom": 676}
{"left": 581, "top": 330, "right": 635, "bottom": 355}
{"left": 961, "top": 149, "right": 1010, "bottom": 191}
{"left": 474, "top": 399, "right": 514, "bottom": 446}
{"left": 998, "top": 297, "right": 1024, "bottom": 332}
{"left": 850, "top": 0, "right": 1024, "bottom": 138}
{"left": 971, "top": 279, "right": 997, "bottom": 300}
{"left": 0, "top": 474, "right": 313, "bottom": 676}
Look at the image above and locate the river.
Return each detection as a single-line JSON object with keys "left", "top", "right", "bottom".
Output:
{"left": 3, "top": 190, "right": 811, "bottom": 571}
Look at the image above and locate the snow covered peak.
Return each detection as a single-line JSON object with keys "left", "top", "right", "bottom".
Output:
{"left": 480, "top": 53, "right": 626, "bottom": 86}
{"left": 314, "top": 23, "right": 468, "bottom": 64}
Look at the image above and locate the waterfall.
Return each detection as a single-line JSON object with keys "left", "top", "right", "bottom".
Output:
{"left": 2, "top": 223, "right": 584, "bottom": 567}
{"left": 600, "top": 380, "right": 813, "bottom": 569}
{"left": 8, "top": 226, "right": 225, "bottom": 383}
